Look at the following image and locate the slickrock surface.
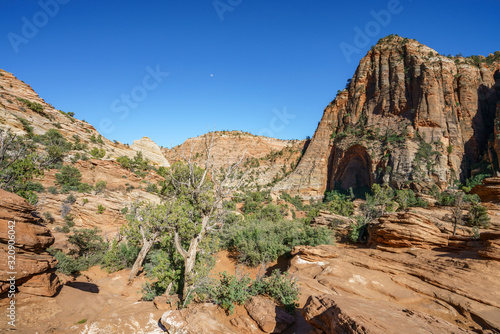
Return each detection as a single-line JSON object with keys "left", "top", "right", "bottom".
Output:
{"left": 293, "top": 243, "right": 500, "bottom": 333}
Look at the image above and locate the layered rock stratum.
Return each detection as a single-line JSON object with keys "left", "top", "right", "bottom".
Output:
{"left": 0, "top": 190, "right": 59, "bottom": 297}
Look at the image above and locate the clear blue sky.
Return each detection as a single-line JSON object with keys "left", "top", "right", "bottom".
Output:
{"left": 1, "top": 0, "right": 499, "bottom": 147}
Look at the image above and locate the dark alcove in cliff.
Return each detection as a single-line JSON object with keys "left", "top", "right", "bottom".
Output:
{"left": 330, "top": 145, "right": 373, "bottom": 193}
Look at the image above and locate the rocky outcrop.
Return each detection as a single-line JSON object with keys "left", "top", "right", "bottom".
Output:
{"left": 302, "top": 294, "right": 471, "bottom": 334}
{"left": 478, "top": 231, "right": 500, "bottom": 261}
{"left": 0, "top": 190, "right": 60, "bottom": 296}
{"left": 131, "top": 136, "right": 170, "bottom": 167}
{"left": 368, "top": 212, "right": 449, "bottom": 249}
{"left": 244, "top": 296, "right": 295, "bottom": 333}
{"left": 0, "top": 69, "right": 167, "bottom": 163}
{"left": 292, "top": 244, "right": 500, "bottom": 332}
{"left": 160, "top": 303, "right": 242, "bottom": 334}
{"left": 274, "top": 37, "right": 500, "bottom": 199}
{"left": 164, "top": 131, "right": 305, "bottom": 189}
{"left": 471, "top": 177, "right": 500, "bottom": 203}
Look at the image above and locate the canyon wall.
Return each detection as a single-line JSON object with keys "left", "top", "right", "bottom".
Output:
{"left": 274, "top": 36, "right": 500, "bottom": 199}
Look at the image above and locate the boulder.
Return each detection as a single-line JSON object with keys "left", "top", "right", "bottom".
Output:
{"left": 153, "top": 294, "right": 181, "bottom": 311}
{"left": 368, "top": 212, "right": 448, "bottom": 249}
{"left": 160, "top": 303, "right": 238, "bottom": 334}
{"left": 244, "top": 296, "right": 295, "bottom": 333}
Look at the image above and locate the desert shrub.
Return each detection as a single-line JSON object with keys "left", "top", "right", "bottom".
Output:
{"left": 323, "top": 190, "right": 354, "bottom": 216}
{"left": 461, "top": 174, "right": 490, "bottom": 193}
{"left": 65, "top": 193, "right": 77, "bottom": 205}
{"left": 55, "top": 165, "right": 82, "bottom": 191}
{"left": 102, "top": 241, "right": 140, "bottom": 273}
{"left": 18, "top": 118, "right": 34, "bottom": 137}
{"left": 90, "top": 148, "right": 106, "bottom": 159}
{"left": 49, "top": 249, "right": 81, "bottom": 275}
{"left": 97, "top": 204, "right": 105, "bottom": 214}
{"left": 436, "top": 190, "right": 480, "bottom": 206}
{"left": 221, "top": 219, "right": 333, "bottom": 266}
{"left": 47, "top": 186, "right": 58, "bottom": 195}
{"left": 117, "top": 152, "right": 151, "bottom": 174}
{"left": 348, "top": 216, "right": 368, "bottom": 243}
{"left": 210, "top": 271, "right": 252, "bottom": 314}
{"left": 24, "top": 181, "right": 45, "bottom": 193}
{"left": 146, "top": 183, "right": 158, "bottom": 194}
{"left": 257, "top": 270, "right": 300, "bottom": 313}
{"left": 394, "top": 189, "right": 428, "bottom": 211}
{"left": 77, "top": 182, "right": 93, "bottom": 193}
{"left": 466, "top": 204, "right": 490, "bottom": 228}
{"left": 209, "top": 270, "right": 300, "bottom": 315}
{"left": 36, "top": 129, "right": 72, "bottom": 165}
{"left": 223, "top": 200, "right": 236, "bottom": 211}
{"left": 16, "top": 97, "right": 44, "bottom": 115}
{"left": 94, "top": 180, "right": 107, "bottom": 194}
{"left": 280, "top": 192, "right": 304, "bottom": 211}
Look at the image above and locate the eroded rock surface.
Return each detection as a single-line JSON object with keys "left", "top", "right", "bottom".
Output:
{"left": 294, "top": 243, "right": 500, "bottom": 333}
{"left": 0, "top": 190, "right": 59, "bottom": 296}
{"left": 274, "top": 37, "right": 500, "bottom": 199}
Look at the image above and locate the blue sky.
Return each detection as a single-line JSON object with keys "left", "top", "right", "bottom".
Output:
{"left": 1, "top": 0, "right": 499, "bottom": 147}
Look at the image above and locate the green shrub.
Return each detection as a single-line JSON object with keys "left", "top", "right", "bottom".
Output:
{"left": 94, "top": 180, "right": 107, "bottom": 194}
{"left": 97, "top": 204, "right": 105, "bottom": 214}
{"left": 24, "top": 181, "right": 45, "bottom": 193}
{"left": 90, "top": 148, "right": 106, "bottom": 159}
{"left": 210, "top": 271, "right": 252, "bottom": 314}
{"left": 394, "top": 189, "right": 428, "bottom": 211}
{"left": 146, "top": 183, "right": 158, "bottom": 194}
{"left": 36, "top": 129, "right": 72, "bottom": 165}
{"left": 65, "top": 193, "right": 77, "bottom": 204}
{"left": 221, "top": 219, "right": 333, "bottom": 266}
{"left": 323, "top": 190, "right": 354, "bottom": 216}
{"left": 47, "top": 186, "right": 58, "bottom": 195}
{"left": 466, "top": 204, "right": 490, "bottom": 228}
{"left": 55, "top": 165, "right": 82, "bottom": 191}
{"left": 77, "top": 183, "right": 93, "bottom": 193}
{"left": 16, "top": 98, "right": 44, "bottom": 115}
{"left": 102, "top": 241, "right": 140, "bottom": 273}
{"left": 209, "top": 270, "right": 300, "bottom": 315}
{"left": 49, "top": 249, "right": 81, "bottom": 275}
{"left": 257, "top": 270, "right": 300, "bottom": 313}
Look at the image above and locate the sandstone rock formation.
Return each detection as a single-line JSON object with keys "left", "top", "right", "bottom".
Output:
{"left": 0, "top": 69, "right": 167, "bottom": 164}
{"left": 274, "top": 36, "right": 500, "bottom": 199}
{"left": 471, "top": 177, "right": 500, "bottom": 203}
{"left": 303, "top": 294, "right": 471, "bottom": 334}
{"left": 244, "top": 296, "right": 295, "bottom": 333}
{"left": 368, "top": 212, "right": 449, "bottom": 249}
{"left": 293, "top": 244, "right": 500, "bottom": 332}
{"left": 478, "top": 231, "right": 500, "bottom": 261}
{"left": 0, "top": 189, "right": 60, "bottom": 296}
{"left": 131, "top": 136, "right": 170, "bottom": 167}
{"left": 164, "top": 131, "right": 305, "bottom": 188}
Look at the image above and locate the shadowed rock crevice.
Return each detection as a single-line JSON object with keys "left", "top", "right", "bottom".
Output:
{"left": 330, "top": 145, "right": 372, "bottom": 192}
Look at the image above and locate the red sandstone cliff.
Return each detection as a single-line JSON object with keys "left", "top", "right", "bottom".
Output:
{"left": 274, "top": 36, "right": 500, "bottom": 199}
